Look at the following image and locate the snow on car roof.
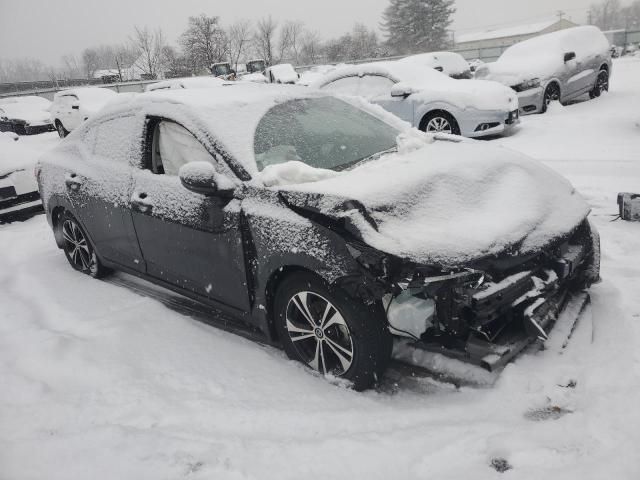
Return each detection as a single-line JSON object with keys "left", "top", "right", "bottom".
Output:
{"left": 399, "top": 52, "right": 470, "bottom": 76}
{"left": 145, "top": 76, "right": 227, "bottom": 92}
{"left": 312, "top": 61, "right": 454, "bottom": 89}
{"left": 103, "top": 83, "right": 325, "bottom": 175}
{"left": 54, "top": 87, "right": 117, "bottom": 102}
{"left": 487, "top": 26, "right": 610, "bottom": 82}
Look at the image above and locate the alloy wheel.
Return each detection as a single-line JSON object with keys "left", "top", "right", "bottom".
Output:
{"left": 285, "top": 291, "right": 354, "bottom": 376}
{"left": 544, "top": 84, "right": 560, "bottom": 106}
{"left": 57, "top": 123, "right": 66, "bottom": 139}
{"left": 62, "top": 219, "right": 93, "bottom": 272}
{"left": 596, "top": 71, "right": 609, "bottom": 94}
{"left": 425, "top": 116, "right": 453, "bottom": 133}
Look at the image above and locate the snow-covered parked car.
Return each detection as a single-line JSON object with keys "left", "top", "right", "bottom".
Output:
{"left": 475, "top": 26, "right": 612, "bottom": 114}
{"left": 145, "top": 76, "right": 227, "bottom": 92}
{"left": 0, "top": 132, "right": 43, "bottom": 219}
{"left": 0, "top": 96, "right": 54, "bottom": 135}
{"left": 314, "top": 61, "right": 519, "bottom": 137}
{"left": 50, "top": 87, "right": 117, "bottom": 138}
{"left": 399, "top": 51, "right": 473, "bottom": 79}
{"left": 36, "top": 84, "right": 599, "bottom": 390}
{"left": 265, "top": 64, "right": 300, "bottom": 84}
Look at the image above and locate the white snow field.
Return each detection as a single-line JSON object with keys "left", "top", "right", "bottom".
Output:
{"left": 1, "top": 58, "right": 640, "bottom": 480}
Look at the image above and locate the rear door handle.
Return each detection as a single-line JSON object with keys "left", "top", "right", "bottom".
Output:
{"left": 64, "top": 173, "right": 82, "bottom": 191}
{"left": 131, "top": 192, "right": 153, "bottom": 213}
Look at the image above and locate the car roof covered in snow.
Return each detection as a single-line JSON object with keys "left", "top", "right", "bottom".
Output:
{"left": 54, "top": 87, "right": 117, "bottom": 103}
{"left": 145, "top": 76, "right": 228, "bottom": 92}
{"left": 95, "top": 83, "right": 331, "bottom": 175}
{"left": 399, "top": 51, "right": 470, "bottom": 76}
{"left": 312, "top": 61, "right": 455, "bottom": 89}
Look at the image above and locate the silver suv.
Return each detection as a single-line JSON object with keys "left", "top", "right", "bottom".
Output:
{"left": 476, "top": 26, "right": 612, "bottom": 114}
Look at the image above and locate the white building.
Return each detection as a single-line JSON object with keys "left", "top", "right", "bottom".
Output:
{"left": 454, "top": 18, "right": 579, "bottom": 62}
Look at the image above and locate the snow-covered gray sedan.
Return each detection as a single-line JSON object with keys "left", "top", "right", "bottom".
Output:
{"left": 313, "top": 61, "right": 520, "bottom": 137}
{"left": 37, "top": 84, "right": 598, "bottom": 390}
{"left": 475, "top": 26, "right": 612, "bottom": 114}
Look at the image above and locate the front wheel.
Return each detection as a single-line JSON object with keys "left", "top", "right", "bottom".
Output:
{"left": 56, "top": 121, "right": 69, "bottom": 139}
{"left": 541, "top": 82, "right": 561, "bottom": 113}
{"left": 419, "top": 111, "right": 461, "bottom": 135}
{"left": 59, "top": 211, "right": 109, "bottom": 278}
{"left": 589, "top": 70, "right": 609, "bottom": 99}
{"left": 274, "top": 272, "right": 392, "bottom": 390}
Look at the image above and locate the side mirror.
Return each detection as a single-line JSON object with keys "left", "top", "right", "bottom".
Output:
{"left": 564, "top": 52, "right": 576, "bottom": 62}
{"left": 390, "top": 82, "right": 413, "bottom": 98}
{"left": 179, "top": 162, "right": 235, "bottom": 198}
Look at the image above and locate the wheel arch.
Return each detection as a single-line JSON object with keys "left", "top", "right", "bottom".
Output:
{"left": 599, "top": 63, "right": 609, "bottom": 73}
{"left": 418, "top": 108, "right": 459, "bottom": 132}
{"left": 263, "top": 265, "right": 324, "bottom": 342}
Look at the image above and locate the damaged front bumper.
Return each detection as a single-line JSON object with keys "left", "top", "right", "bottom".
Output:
{"left": 377, "top": 220, "right": 599, "bottom": 371}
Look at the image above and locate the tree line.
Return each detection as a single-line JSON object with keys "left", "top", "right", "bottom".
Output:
{"left": 588, "top": 0, "right": 640, "bottom": 31}
{"left": 1, "top": 0, "right": 456, "bottom": 83}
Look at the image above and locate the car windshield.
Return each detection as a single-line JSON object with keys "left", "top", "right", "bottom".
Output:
{"left": 247, "top": 61, "right": 265, "bottom": 73}
{"left": 215, "top": 64, "right": 231, "bottom": 75}
{"left": 253, "top": 97, "right": 399, "bottom": 172}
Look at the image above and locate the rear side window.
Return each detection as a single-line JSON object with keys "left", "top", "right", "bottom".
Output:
{"left": 90, "top": 115, "right": 143, "bottom": 164}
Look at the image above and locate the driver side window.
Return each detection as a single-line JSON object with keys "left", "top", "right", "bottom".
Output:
{"left": 149, "top": 120, "right": 215, "bottom": 176}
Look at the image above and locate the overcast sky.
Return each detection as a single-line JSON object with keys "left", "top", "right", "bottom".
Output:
{"left": 0, "top": 0, "right": 598, "bottom": 65}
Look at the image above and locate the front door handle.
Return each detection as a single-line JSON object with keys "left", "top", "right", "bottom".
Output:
{"left": 131, "top": 192, "right": 153, "bottom": 213}
{"left": 64, "top": 173, "right": 82, "bottom": 191}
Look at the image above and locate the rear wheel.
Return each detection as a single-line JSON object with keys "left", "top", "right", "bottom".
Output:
{"left": 589, "top": 70, "right": 609, "bottom": 99}
{"left": 59, "top": 211, "right": 109, "bottom": 278}
{"left": 420, "top": 111, "right": 460, "bottom": 135}
{"left": 273, "top": 272, "right": 392, "bottom": 390}
{"left": 56, "top": 121, "right": 69, "bottom": 139}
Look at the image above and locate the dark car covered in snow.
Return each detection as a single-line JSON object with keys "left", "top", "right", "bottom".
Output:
{"left": 36, "top": 84, "right": 599, "bottom": 390}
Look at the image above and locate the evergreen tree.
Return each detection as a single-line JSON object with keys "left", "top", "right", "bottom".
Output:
{"left": 381, "top": 0, "right": 455, "bottom": 54}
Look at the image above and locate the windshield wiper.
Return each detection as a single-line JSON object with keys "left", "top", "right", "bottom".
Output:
{"left": 333, "top": 146, "right": 398, "bottom": 172}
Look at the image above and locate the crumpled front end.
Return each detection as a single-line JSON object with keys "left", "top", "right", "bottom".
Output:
{"left": 340, "top": 218, "right": 599, "bottom": 371}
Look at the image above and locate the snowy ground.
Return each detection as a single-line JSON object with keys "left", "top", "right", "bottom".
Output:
{"left": 1, "top": 58, "right": 640, "bottom": 479}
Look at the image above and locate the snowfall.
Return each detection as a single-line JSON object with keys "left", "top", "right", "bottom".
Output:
{"left": 1, "top": 58, "right": 640, "bottom": 479}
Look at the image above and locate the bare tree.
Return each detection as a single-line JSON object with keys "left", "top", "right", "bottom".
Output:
{"left": 114, "top": 44, "right": 137, "bottom": 81}
{"left": 228, "top": 19, "right": 253, "bottom": 70}
{"left": 82, "top": 48, "right": 100, "bottom": 79}
{"left": 131, "top": 26, "right": 167, "bottom": 78}
{"left": 61, "top": 54, "right": 81, "bottom": 79}
{"left": 300, "top": 30, "right": 322, "bottom": 65}
{"left": 254, "top": 16, "right": 278, "bottom": 66}
{"left": 349, "top": 23, "right": 379, "bottom": 60}
{"left": 180, "top": 14, "right": 228, "bottom": 74}
{"left": 588, "top": 0, "right": 624, "bottom": 30}
{"left": 0, "top": 58, "right": 50, "bottom": 82}
{"left": 278, "top": 20, "right": 304, "bottom": 64}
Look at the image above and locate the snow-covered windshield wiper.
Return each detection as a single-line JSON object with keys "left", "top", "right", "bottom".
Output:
{"left": 333, "top": 146, "right": 398, "bottom": 172}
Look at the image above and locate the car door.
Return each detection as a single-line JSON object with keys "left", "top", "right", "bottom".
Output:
{"left": 129, "top": 118, "right": 250, "bottom": 311}
{"left": 65, "top": 94, "right": 83, "bottom": 130}
{"left": 362, "top": 74, "right": 414, "bottom": 124}
{"left": 65, "top": 114, "right": 145, "bottom": 271}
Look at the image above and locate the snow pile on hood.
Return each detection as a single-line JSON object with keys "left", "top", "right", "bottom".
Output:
{"left": 477, "top": 26, "right": 610, "bottom": 85}
{"left": 0, "top": 96, "right": 51, "bottom": 126}
{"left": 399, "top": 52, "right": 470, "bottom": 77}
{"left": 314, "top": 61, "right": 518, "bottom": 112}
{"left": 267, "top": 64, "right": 299, "bottom": 83}
{"left": 278, "top": 135, "right": 589, "bottom": 265}
{"left": 0, "top": 132, "right": 41, "bottom": 175}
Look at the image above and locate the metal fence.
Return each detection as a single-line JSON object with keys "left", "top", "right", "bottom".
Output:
{"left": 0, "top": 78, "right": 161, "bottom": 101}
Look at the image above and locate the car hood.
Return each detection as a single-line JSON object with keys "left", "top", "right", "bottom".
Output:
{"left": 475, "top": 61, "right": 552, "bottom": 88}
{"left": 397, "top": 78, "right": 518, "bottom": 112}
{"left": 276, "top": 133, "right": 590, "bottom": 267}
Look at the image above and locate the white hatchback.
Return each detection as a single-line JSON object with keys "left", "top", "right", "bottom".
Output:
{"left": 50, "top": 88, "right": 117, "bottom": 138}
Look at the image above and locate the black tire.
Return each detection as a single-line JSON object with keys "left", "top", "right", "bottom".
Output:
{"left": 589, "top": 70, "right": 609, "bottom": 99}
{"left": 273, "top": 271, "right": 392, "bottom": 391}
{"left": 59, "top": 211, "right": 110, "bottom": 278}
{"left": 541, "top": 82, "right": 561, "bottom": 113}
{"left": 419, "top": 111, "right": 461, "bottom": 135}
{"left": 55, "top": 121, "right": 69, "bottom": 139}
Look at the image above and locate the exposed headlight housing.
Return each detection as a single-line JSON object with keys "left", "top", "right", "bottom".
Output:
{"left": 512, "top": 78, "right": 540, "bottom": 92}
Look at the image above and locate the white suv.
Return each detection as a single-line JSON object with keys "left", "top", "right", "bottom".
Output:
{"left": 50, "top": 88, "right": 116, "bottom": 138}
